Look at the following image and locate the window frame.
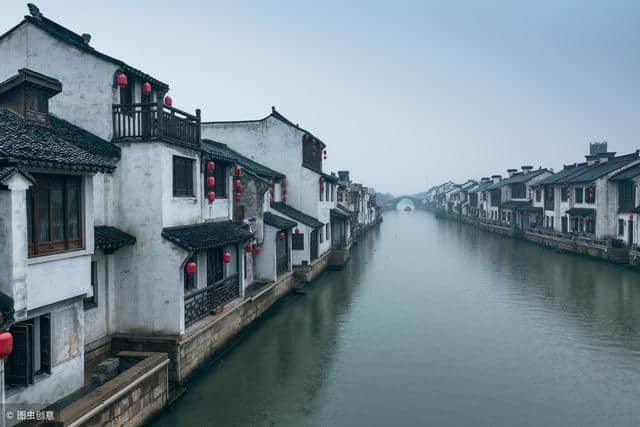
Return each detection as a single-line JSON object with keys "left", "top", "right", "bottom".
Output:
{"left": 173, "top": 156, "right": 195, "bottom": 198}
{"left": 575, "top": 187, "right": 584, "bottom": 203}
{"left": 27, "top": 174, "right": 83, "bottom": 257}
{"left": 292, "top": 234, "right": 304, "bottom": 250}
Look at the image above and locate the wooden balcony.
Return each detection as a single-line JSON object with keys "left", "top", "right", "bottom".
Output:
{"left": 112, "top": 100, "right": 200, "bottom": 148}
{"left": 184, "top": 274, "right": 239, "bottom": 328}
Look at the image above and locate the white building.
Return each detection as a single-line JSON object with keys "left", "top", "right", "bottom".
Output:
{"left": 201, "top": 108, "right": 349, "bottom": 281}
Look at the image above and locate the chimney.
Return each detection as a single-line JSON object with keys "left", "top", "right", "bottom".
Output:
{"left": 521, "top": 165, "right": 533, "bottom": 174}
{"left": 507, "top": 168, "right": 517, "bottom": 177}
{"left": 0, "top": 68, "right": 62, "bottom": 124}
{"left": 82, "top": 33, "right": 91, "bottom": 44}
{"left": 590, "top": 141, "right": 607, "bottom": 155}
{"left": 481, "top": 177, "right": 490, "bottom": 183}
{"left": 491, "top": 175, "right": 502, "bottom": 184}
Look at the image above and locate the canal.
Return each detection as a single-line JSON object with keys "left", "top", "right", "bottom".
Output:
{"left": 154, "top": 210, "right": 640, "bottom": 427}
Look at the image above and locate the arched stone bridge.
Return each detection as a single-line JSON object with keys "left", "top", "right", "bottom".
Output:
{"left": 383, "top": 196, "right": 425, "bottom": 211}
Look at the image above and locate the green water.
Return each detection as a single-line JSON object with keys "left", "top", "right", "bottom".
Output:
{"left": 154, "top": 211, "right": 640, "bottom": 427}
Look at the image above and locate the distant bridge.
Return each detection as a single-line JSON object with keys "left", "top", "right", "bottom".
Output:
{"left": 383, "top": 196, "right": 426, "bottom": 211}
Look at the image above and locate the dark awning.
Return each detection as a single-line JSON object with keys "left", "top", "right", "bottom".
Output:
{"left": 566, "top": 208, "right": 596, "bottom": 217}
{"left": 162, "top": 220, "right": 252, "bottom": 252}
{"left": 502, "top": 200, "right": 531, "bottom": 210}
{"left": 330, "top": 207, "right": 350, "bottom": 220}
{"left": 263, "top": 212, "right": 297, "bottom": 230}
{"left": 271, "top": 202, "right": 323, "bottom": 228}
{"left": 95, "top": 226, "right": 136, "bottom": 251}
{"left": 337, "top": 203, "right": 355, "bottom": 216}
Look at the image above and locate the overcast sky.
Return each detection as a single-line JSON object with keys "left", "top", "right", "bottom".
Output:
{"left": 2, "top": 1, "right": 639, "bottom": 195}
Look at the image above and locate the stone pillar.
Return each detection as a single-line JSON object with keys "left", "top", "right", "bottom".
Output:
{"left": 0, "top": 174, "right": 32, "bottom": 321}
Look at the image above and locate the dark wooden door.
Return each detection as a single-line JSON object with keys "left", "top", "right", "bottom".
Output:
{"left": 310, "top": 230, "right": 319, "bottom": 261}
{"left": 561, "top": 216, "right": 568, "bottom": 233}
{"left": 629, "top": 219, "right": 634, "bottom": 246}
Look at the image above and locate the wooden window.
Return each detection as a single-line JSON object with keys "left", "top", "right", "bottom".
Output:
{"left": 535, "top": 187, "right": 542, "bottom": 202}
{"left": 184, "top": 256, "right": 196, "bottom": 292}
{"left": 575, "top": 187, "right": 583, "bottom": 203}
{"left": 325, "top": 183, "right": 330, "bottom": 201}
{"left": 214, "top": 164, "right": 227, "bottom": 198}
{"left": 585, "top": 187, "right": 596, "bottom": 204}
{"left": 319, "top": 182, "right": 324, "bottom": 201}
{"left": 27, "top": 174, "right": 82, "bottom": 257}
{"left": 119, "top": 83, "right": 133, "bottom": 105}
{"left": 560, "top": 186, "right": 569, "bottom": 202}
{"left": 173, "top": 156, "right": 194, "bottom": 197}
{"left": 5, "top": 315, "right": 51, "bottom": 387}
{"left": 618, "top": 181, "right": 636, "bottom": 212}
{"left": 24, "top": 89, "right": 48, "bottom": 124}
{"left": 207, "top": 248, "right": 224, "bottom": 285}
{"left": 511, "top": 183, "right": 526, "bottom": 199}
{"left": 84, "top": 261, "right": 98, "bottom": 309}
{"left": 292, "top": 234, "right": 304, "bottom": 250}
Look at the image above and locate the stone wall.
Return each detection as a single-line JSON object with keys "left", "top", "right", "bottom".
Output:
{"left": 55, "top": 352, "right": 169, "bottom": 427}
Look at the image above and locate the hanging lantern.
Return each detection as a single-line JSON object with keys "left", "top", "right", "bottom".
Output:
{"left": 303, "top": 133, "right": 310, "bottom": 141}
{"left": 0, "top": 332, "right": 13, "bottom": 359}
{"left": 208, "top": 191, "right": 216, "bottom": 203}
{"left": 185, "top": 262, "right": 197, "bottom": 275}
{"left": 235, "top": 192, "right": 242, "bottom": 202}
{"left": 207, "top": 161, "right": 215, "bottom": 172}
{"left": 245, "top": 243, "right": 253, "bottom": 253}
{"left": 207, "top": 176, "right": 216, "bottom": 188}
{"left": 269, "top": 179, "right": 274, "bottom": 186}
{"left": 319, "top": 177, "right": 325, "bottom": 184}
{"left": 629, "top": 214, "right": 634, "bottom": 220}
{"left": 117, "top": 72, "right": 128, "bottom": 87}
{"left": 269, "top": 186, "right": 274, "bottom": 194}
{"left": 278, "top": 231, "right": 285, "bottom": 240}
{"left": 235, "top": 179, "right": 242, "bottom": 191}
{"left": 295, "top": 227, "right": 301, "bottom": 235}
{"left": 223, "top": 252, "right": 231, "bottom": 264}
{"left": 142, "top": 82, "right": 152, "bottom": 95}
{"left": 254, "top": 245, "right": 262, "bottom": 254}
{"left": 164, "top": 95, "right": 172, "bottom": 106}
{"left": 234, "top": 165, "right": 242, "bottom": 176}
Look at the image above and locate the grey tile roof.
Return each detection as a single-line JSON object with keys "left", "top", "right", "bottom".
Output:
{"left": 538, "top": 164, "right": 589, "bottom": 185}
{"left": 94, "top": 226, "right": 136, "bottom": 251}
{"left": 201, "top": 139, "right": 285, "bottom": 179}
{"left": 0, "top": 106, "right": 117, "bottom": 173}
{"left": 263, "top": 212, "right": 297, "bottom": 230}
{"left": 271, "top": 202, "right": 323, "bottom": 228}
{"left": 610, "top": 163, "right": 640, "bottom": 181}
{"left": 485, "top": 169, "right": 550, "bottom": 190}
{"left": 564, "top": 152, "right": 639, "bottom": 183}
{"left": 337, "top": 203, "right": 355, "bottom": 216}
{"left": 162, "top": 220, "right": 252, "bottom": 252}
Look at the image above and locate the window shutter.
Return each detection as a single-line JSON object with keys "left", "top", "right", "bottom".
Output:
{"left": 40, "top": 314, "right": 51, "bottom": 374}
{"left": 6, "top": 324, "right": 32, "bottom": 386}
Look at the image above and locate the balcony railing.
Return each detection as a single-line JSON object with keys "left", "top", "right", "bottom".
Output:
{"left": 184, "top": 274, "right": 240, "bottom": 328}
{"left": 112, "top": 100, "right": 200, "bottom": 148}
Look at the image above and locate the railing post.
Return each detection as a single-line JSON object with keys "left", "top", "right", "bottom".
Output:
{"left": 195, "top": 108, "right": 201, "bottom": 146}
{"left": 157, "top": 96, "right": 164, "bottom": 139}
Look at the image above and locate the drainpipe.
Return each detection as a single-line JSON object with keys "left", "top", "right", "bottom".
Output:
{"left": 67, "top": 358, "right": 170, "bottom": 427}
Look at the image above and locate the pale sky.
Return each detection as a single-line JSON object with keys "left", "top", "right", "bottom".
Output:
{"left": 2, "top": 1, "right": 639, "bottom": 195}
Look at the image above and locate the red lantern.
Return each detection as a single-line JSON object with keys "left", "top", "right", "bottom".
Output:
{"left": 319, "top": 177, "right": 325, "bottom": 183}
{"left": 269, "top": 186, "right": 273, "bottom": 194}
{"left": 223, "top": 252, "right": 231, "bottom": 264}
{"left": 629, "top": 214, "right": 634, "bottom": 220}
{"left": 254, "top": 245, "right": 262, "bottom": 254}
{"left": 295, "top": 227, "right": 301, "bottom": 235}
{"left": 234, "top": 165, "right": 242, "bottom": 176}
{"left": 235, "top": 192, "right": 242, "bottom": 202}
{"left": 245, "top": 243, "right": 253, "bottom": 253}
{"left": 269, "top": 179, "right": 274, "bottom": 186}
{"left": 164, "top": 95, "right": 172, "bottom": 106}
{"left": 207, "top": 176, "right": 216, "bottom": 187}
{"left": 208, "top": 191, "right": 216, "bottom": 203}
{"left": 234, "top": 179, "right": 242, "bottom": 191}
{"left": 0, "top": 332, "right": 13, "bottom": 359}
{"left": 185, "top": 262, "right": 197, "bottom": 275}
{"left": 278, "top": 231, "right": 285, "bottom": 240}
{"left": 207, "top": 161, "right": 215, "bottom": 172}
{"left": 304, "top": 134, "right": 309, "bottom": 141}
{"left": 117, "top": 72, "right": 128, "bottom": 87}
{"left": 142, "top": 82, "right": 152, "bottom": 95}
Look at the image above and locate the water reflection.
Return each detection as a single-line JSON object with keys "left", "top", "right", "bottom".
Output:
{"left": 155, "top": 211, "right": 640, "bottom": 427}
